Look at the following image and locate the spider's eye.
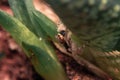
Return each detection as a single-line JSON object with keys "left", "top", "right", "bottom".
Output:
{"left": 59, "top": 30, "right": 66, "bottom": 36}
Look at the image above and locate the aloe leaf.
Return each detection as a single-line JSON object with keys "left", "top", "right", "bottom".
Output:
{"left": 32, "top": 11, "right": 57, "bottom": 40}
{"left": 22, "top": 42, "right": 68, "bottom": 80}
{"left": 8, "top": 0, "right": 57, "bottom": 40}
{"left": 7, "top": 0, "right": 68, "bottom": 79}
{"left": 8, "top": 0, "right": 36, "bottom": 32}
{"left": 8, "top": 0, "right": 44, "bottom": 38}
{"left": 0, "top": 10, "right": 68, "bottom": 80}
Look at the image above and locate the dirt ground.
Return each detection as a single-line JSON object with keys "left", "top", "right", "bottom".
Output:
{"left": 0, "top": 0, "right": 102, "bottom": 80}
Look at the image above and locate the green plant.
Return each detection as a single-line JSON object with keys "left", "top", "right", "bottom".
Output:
{"left": 1, "top": 0, "right": 120, "bottom": 80}
{"left": 0, "top": 0, "right": 68, "bottom": 80}
{"left": 45, "top": 0, "right": 120, "bottom": 80}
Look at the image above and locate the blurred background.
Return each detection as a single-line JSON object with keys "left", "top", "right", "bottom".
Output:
{"left": 0, "top": 0, "right": 101, "bottom": 80}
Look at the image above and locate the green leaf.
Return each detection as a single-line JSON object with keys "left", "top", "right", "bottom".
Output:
{"left": 8, "top": 0, "right": 57, "bottom": 40}
{"left": 8, "top": 0, "right": 44, "bottom": 37}
{"left": 45, "top": 0, "right": 120, "bottom": 79}
{"left": 32, "top": 11, "right": 57, "bottom": 40}
{"left": 22, "top": 42, "right": 68, "bottom": 80}
{"left": 0, "top": 10, "right": 68, "bottom": 80}
{"left": 8, "top": 0, "right": 35, "bottom": 31}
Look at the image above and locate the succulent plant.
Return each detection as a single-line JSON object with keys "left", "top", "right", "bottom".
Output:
{"left": 45, "top": 0, "right": 120, "bottom": 80}
{"left": 0, "top": 0, "right": 69, "bottom": 80}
